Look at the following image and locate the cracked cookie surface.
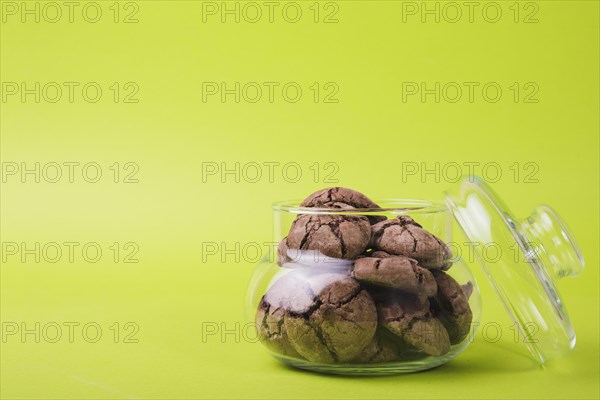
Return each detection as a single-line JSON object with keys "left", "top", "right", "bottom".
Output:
{"left": 255, "top": 271, "right": 314, "bottom": 357}
{"left": 351, "top": 328, "right": 402, "bottom": 363}
{"left": 300, "top": 187, "right": 386, "bottom": 224}
{"left": 374, "top": 291, "right": 451, "bottom": 356}
{"left": 284, "top": 276, "right": 377, "bottom": 363}
{"left": 286, "top": 214, "right": 371, "bottom": 260}
{"left": 301, "top": 187, "right": 380, "bottom": 209}
{"left": 352, "top": 256, "right": 437, "bottom": 297}
{"left": 256, "top": 299, "right": 303, "bottom": 358}
{"left": 256, "top": 269, "right": 346, "bottom": 356}
{"left": 431, "top": 271, "right": 473, "bottom": 344}
{"left": 371, "top": 216, "right": 452, "bottom": 269}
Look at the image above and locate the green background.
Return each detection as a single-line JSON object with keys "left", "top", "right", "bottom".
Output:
{"left": 1, "top": 1, "right": 598, "bottom": 398}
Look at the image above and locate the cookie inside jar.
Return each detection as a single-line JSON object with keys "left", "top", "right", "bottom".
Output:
{"left": 256, "top": 188, "right": 474, "bottom": 366}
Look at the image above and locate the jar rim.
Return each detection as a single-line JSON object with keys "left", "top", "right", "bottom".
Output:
{"left": 272, "top": 198, "right": 447, "bottom": 215}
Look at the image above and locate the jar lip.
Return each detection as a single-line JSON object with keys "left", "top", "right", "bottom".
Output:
{"left": 272, "top": 198, "right": 447, "bottom": 215}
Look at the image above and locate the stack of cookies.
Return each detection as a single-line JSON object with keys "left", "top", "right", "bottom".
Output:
{"left": 256, "top": 187, "right": 473, "bottom": 364}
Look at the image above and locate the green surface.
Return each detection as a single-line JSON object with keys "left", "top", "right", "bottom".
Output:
{"left": 1, "top": 1, "right": 599, "bottom": 399}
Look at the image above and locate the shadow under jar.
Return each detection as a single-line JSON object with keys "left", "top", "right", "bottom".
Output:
{"left": 246, "top": 199, "right": 481, "bottom": 375}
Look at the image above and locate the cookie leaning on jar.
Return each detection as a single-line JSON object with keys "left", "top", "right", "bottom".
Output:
{"left": 257, "top": 187, "right": 473, "bottom": 364}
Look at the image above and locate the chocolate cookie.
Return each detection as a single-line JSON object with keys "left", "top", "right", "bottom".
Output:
{"left": 300, "top": 187, "right": 386, "bottom": 224}
{"left": 351, "top": 328, "right": 401, "bottom": 363}
{"left": 370, "top": 250, "right": 394, "bottom": 259}
{"left": 301, "top": 187, "right": 380, "bottom": 209}
{"left": 286, "top": 214, "right": 371, "bottom": 260}
{"left": 255, "top": 270, "right": 318, "bottom": 357}
{"left": 371, "top": 216, "right": 452, "bottom": 269}
{"left": 284, "top": 276, "right": 378, "bottom": 363}
{"left": 431, "top": 271, "right": 473, "bottom": 345}
{"left": 352, "top": 256, "right": 437, "bottom": 297}
{"left": 256, "top": 300, "right": 302, "bottom": 358}
{"left": 375, "top": 291, "right": 450, "bottom": 356}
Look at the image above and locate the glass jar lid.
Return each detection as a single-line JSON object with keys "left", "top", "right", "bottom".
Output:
{"left": 445, "top": 177, "right": 584, "bottom": 364}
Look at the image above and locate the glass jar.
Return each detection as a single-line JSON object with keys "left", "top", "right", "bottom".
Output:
{"left": 245, "top": 178, "right": 583, "bottom": 375}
